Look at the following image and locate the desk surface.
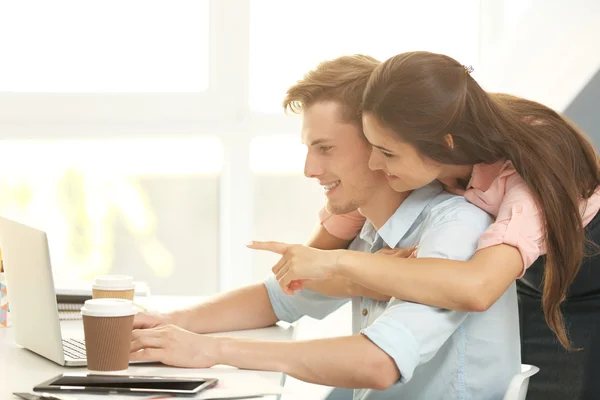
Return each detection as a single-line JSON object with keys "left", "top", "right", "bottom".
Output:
{"left": 0, "top": 295, "right": 296, "bottom": 399}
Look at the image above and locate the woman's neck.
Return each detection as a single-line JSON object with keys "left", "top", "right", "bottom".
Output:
{"left": 438, "top": 164, "right": 474, "bottom": 190}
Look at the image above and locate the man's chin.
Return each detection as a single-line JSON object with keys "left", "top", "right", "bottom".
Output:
{"left": 326, "top": 201, "right": 359, "bottom": 216}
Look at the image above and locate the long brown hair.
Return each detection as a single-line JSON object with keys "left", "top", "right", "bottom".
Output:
{"left": 363, "top": 51, "right": 600, "bottom": 349}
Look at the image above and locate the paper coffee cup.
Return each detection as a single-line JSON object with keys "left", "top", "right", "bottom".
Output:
{"left": 92, "top": 275, "right": 135, "bottom": 300}
{"left": 81, "top": 298, "right": 136, "bottom": 372}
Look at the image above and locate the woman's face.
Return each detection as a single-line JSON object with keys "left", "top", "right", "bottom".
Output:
{"left": 362, "top": 113, "right": 444, "bottom": 193}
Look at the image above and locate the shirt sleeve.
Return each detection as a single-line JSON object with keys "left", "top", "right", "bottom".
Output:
{"left": 361, "top": 199, "right": 493, "bottom": 383}
{"left": 263, "top": 275, "right": 349, "bottom": 323}
{"left": 476, "top": 174, "right": 544, "bottom": 277}
{"left": 318, "top": 206, "right": 365, "bottom": 240}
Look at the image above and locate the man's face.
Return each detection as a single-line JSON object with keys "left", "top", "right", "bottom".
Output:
{"left": 302, "top": 101, "right": 386, "bottom": 215}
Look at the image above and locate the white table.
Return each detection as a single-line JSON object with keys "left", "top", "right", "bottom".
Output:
{"left": 0, "top": 296, "right": 296, "bottom": 399}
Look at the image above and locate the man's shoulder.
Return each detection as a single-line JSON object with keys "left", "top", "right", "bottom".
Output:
{"left": 424, "top": 191, "right": 494, "bottom": 227}
{"left": 415, "top": 191, "right": 495, "bottom": 261}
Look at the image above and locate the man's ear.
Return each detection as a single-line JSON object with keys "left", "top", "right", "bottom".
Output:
{"left": 444, "top": 134, "right": 455, "bottom": 150}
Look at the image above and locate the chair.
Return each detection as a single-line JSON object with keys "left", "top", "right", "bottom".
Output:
{"left": 503, "top": 364, "right": 540, "bottom": 400}
{"left": 321, "top": 364, "right": 541, "bottom": 400}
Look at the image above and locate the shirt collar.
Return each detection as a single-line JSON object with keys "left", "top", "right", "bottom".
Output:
{"left": 358, "top": 218, "right": 378, "bottom": 247}
{"left": 359, "top": 181, "right": 444, "bottom": 248}
{"left": 466, "top": 161, "right": 512, "bottom": 192}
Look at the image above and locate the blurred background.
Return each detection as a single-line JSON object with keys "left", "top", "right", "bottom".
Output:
{"left": 0, "top": 0, "right": 599, "bottom": 297}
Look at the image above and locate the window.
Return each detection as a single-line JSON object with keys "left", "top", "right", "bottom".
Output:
{"left": 0, "top": 0, "right": 209, "bottom": 92}
{"left": 0, "top": 138, "right": 222, "bottom": 295}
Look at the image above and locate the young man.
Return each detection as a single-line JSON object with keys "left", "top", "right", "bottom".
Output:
{"left": 131, "top": 55, "right": 520, "bottom": 399}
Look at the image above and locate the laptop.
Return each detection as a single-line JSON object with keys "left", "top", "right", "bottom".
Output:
{"left": 0, "top": 216, "right": 150, "bottom": 367}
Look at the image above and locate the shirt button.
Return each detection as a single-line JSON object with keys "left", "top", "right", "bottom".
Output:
{"left": 362, "top": 308, "right": 368, "bottom": 316}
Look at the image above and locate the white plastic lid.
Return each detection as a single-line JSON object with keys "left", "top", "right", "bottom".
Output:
{"left": 81, "top": 298, "right": 136, "bottom": 317}
{"left": 92, "top": 275, "right": 134, "bottom": 291}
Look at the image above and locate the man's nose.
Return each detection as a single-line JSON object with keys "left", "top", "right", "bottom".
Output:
{"left": 304, "top": 153, "right": 325, "bottom": 178}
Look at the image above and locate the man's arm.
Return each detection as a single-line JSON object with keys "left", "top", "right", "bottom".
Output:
{"left": 130, "top": 326, "right": 399, "bottom": 390}
{"left": 136, "top": 283, "right": 279, "bottom": 334}
{"left": 215, "top": 335, "right": 398, "bottom": 390}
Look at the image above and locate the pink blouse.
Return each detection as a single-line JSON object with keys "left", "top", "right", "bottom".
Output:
{"left": 319, "top": 161, "right": 600, "bottom": 277}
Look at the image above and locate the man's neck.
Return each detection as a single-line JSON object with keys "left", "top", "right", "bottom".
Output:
{"left": 358, "top": 185, "right": 411, "bottom": 231}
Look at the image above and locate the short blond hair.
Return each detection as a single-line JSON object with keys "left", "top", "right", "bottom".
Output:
{"left": 282, "top": 54, "right": 380, "bottom": 126}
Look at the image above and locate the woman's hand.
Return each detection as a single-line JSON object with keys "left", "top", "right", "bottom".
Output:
{"left": 247, "top": 241, "right": 340, "bottom": 294}
{"left": 376, "top": 246, "right": 416, "bottom": 258}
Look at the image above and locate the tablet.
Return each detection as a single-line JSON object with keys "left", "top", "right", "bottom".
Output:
{"left": 34, "top": 373, "right": 218, "bottom": 396}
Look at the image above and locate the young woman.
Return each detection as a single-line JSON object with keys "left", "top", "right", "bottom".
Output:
{"left": 249, "top": 51, "right": 600, "bottom": 399}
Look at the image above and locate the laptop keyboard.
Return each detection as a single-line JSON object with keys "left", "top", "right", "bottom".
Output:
{"left": 62, "top": 338, "right": 87, "bottom": 360}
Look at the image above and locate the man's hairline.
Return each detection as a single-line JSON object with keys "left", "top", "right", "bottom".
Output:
{"left": 298, "top": 100, "right": 368, "bottom": 147}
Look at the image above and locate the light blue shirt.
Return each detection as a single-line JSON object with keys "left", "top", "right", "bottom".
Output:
{"left": 264, "top": 182, "right": 521, "bottom": 399}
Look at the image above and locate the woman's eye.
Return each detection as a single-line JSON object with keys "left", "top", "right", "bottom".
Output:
{"left": 381, "top": 150, "right": 393, "bottom": 158}
{"left": 319, "top": 146, "right": 332, "bottom": 153}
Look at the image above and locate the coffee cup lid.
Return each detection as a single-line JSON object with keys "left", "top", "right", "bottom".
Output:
{"left": 92, "top": 275, "right": 134, "bottom": 291}
{"left": 81, "top": 298, "right": 136, "bottom": 317}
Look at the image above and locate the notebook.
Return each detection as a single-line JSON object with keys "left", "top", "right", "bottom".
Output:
{"left": 55, "top": 280, "right": 151, "bottom": 298}
{"left": 58, "top": 303, "right": 83, "bottom": 321}
{"left": 56, "top": 281, "right": 150, "bottom": 320}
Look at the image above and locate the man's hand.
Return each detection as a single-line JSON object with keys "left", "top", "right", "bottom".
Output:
{"left": 133, "top": 312, "right": 176, "bottom": 330}
{"left": 130, "top": 324, "right": 218, "bottom": 368}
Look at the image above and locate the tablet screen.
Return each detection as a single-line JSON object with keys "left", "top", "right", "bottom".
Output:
{"left": 35, "top": 373, "right": 218, "bottom": 394}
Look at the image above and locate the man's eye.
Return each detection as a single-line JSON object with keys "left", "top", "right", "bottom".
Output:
{"left": 319, "top": 146, "right": 333, "bottom": 153}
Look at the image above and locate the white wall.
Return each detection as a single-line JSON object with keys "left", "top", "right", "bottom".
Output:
{"left": 478, "top": 0, "right": 600, "bottom": 112}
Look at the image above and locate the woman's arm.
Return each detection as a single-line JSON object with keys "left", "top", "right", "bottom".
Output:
{"left": 336, "top": 244, "right": 523, "bottom": 311}
{"left": 251, "top": 240, "right": 523, "bottom": 312}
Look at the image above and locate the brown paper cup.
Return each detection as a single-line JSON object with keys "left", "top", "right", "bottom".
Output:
{"left": 81, "top": 298, "right": 136, "bottom": 372}
{"left": 83, "top": 314, "right": 134, "bottom": 371}
{"left": 92, "top": 288, "right": 135, "bottom": 301}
